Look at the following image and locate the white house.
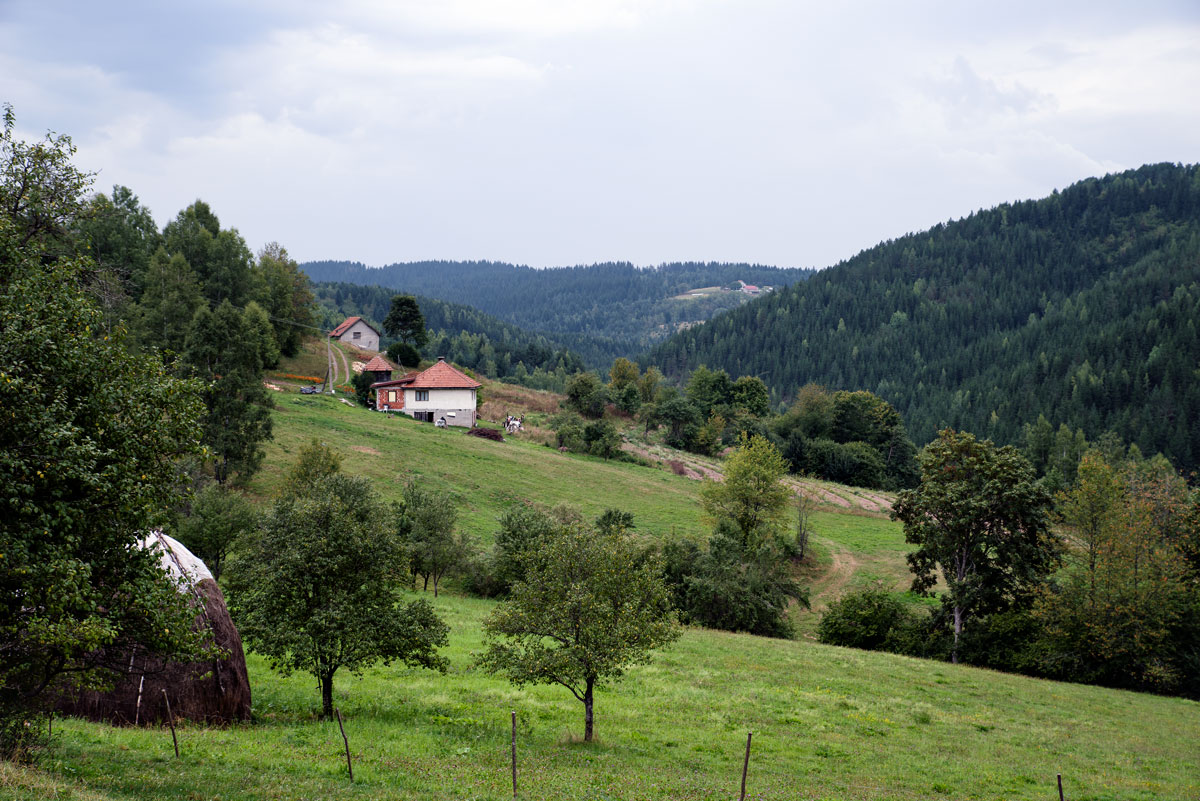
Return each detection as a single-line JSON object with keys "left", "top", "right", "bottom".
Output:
{"left": 370, "top": 357, "right": 481, "bottom": 427}
{"left": 329, "top": 316, "right": 381, "bottom": 351}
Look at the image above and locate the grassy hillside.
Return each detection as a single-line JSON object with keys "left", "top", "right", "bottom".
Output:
{"left": 8, "top": 594, "right": 1198, "bottom": 800}
{"left": 9, "top": 385, "right": 1199, "bottom": 800}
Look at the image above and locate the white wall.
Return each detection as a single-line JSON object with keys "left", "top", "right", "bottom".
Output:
{"left": 336, "top": 320, "right": 379, "bottom": 351}
{"left": 404, "top": 388, "right": 475, "bottom": 411}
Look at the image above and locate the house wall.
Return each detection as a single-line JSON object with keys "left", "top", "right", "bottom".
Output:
{"left": 335, "top": 320, "right": 379, "bottom": 351}
{"left": 403, "top": 388, "right": 477, "bottom": 427}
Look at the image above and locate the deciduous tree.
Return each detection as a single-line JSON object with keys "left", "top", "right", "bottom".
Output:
{"left": 228, "top": 472, "right": 448, "bottom": 718}
{"left": 479, "top": 517, "right": 679, "bottom": 741}
{"left": 892, "top": 429, "right": 1058, "bottom": 663}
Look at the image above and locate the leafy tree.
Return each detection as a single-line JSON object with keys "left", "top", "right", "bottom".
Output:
{"left": 668, "top": 522, "right": 807, "bottom": 638}
{"left": 395, "top": 481, "right": 469, "bottom": 597}
{"left": 176, "top": 483, "right": 257, "bottom": 581}
{"left": 1034, "top": 452, "right": 1197, "bottom": 694}
{"left": 730, "top": 375, "right": 770, "bottom": 417}
{"left": 637, "top": 366, "right": 663, "bottom": 404}
{"left": 184, "top": 301, "right": 274, "bottom": 484}
{"left": 892, "top": 429, "right": 1058, "bottom": 663}
{"left": 252, "top": 242, "right": 314, "bottom": 357}
{"left": 1, "top": 126, "right": 209, "bottom": 753}
{"left": 387, "top": 341, "right": 421, "bottom": 368}
{"left": 0, "top": 103, "right": 92, "bottom": 250}
{"left": 700, "top": 434, "right": 792, "bottom": 548}
{"left": 583, "top": 419, "right": 621, "bottom": 459}
{"left": 608, "top": 356, "right": 639, "bottom": 389}
{"left": 227, "top": 472, "right": 449, "bottom": 718}
{"left": 492, "top": 503, "right": 560, "bottom": 591}
{"left": 564, "top": 371, "right": 608, "bottom": 418}
{"left": 163, "top": 200, "right": 254, "bottom": 307}
{"left": 352, "top": 367, "right": 375, "bottom": 408}
{"left": 383, "top": 294, "right": 428, "bottom": 348}
{"left": 817, "top": 585, "right": 918, "bottom": 650}
{"left": 283, "top": 439, "right": 343, "bottom": 497}
{"left": 134, "top": 247, "right": 204, "bottom": 354}
{"left": 685, "top": 365, "right": 732, "bottom": 418}
{"left": 479, "top": 517, "right": 680, "bottom": 741}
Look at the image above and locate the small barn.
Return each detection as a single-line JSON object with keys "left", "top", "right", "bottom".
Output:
{"left": 330, "top": 316, "right": 381, "bottom": 352}
{"left": 55, "top": 532, "right": 252, "bottom": 725}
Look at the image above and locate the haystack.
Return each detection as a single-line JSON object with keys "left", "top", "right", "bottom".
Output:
{"left": 55, "top": 532, "right": 252, "bottom": 725}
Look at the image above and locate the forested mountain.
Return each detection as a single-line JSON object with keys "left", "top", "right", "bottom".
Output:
{"left": 313, "top": 282, "right": 587, "bottom": 390}
{"left": 302, "top": 260, "right": 811, "bottom": 363}
{"left": 645, "top": 163, "right": 1200, "bottom": 474}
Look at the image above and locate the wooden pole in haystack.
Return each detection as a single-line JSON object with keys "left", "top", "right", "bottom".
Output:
{"left": 162, "top": 689, "right": 179, "bottom": 758}
{"left": 740, "top": 731, "right": 753, "bottom": 801}
{"left": 336, "top": 708, "right": 353, "bottom": 781}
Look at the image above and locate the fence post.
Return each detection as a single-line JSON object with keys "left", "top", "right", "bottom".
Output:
{"left": 1057, "top": 773, "right": 1064, "bottom": 801}
{"left": 740, "top": 731, "right": 753, "bottom": 801}
{"left": 336, "top": 708, "right": 353, "bottom": 782}
{"left": 161, "top": 690, "right": 179, "bottom": 758}
{"left": 511, "top": 710, "right": 518, "bottom": 798}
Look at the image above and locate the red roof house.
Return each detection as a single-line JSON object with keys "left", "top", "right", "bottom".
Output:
{"left": 329, "top": 316, "right": 381, "bottom": 351}
{"left": 370, "top": 358, "right": 479, "bottom": 426}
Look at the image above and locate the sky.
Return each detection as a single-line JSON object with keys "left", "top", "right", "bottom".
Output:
{"left": 3, "top": 0, "right": 1199, "bottom": 269}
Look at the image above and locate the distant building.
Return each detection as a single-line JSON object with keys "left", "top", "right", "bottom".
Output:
{"left": 370, "top": 357, "right": 480, "bottom": 427}
{"left": 329, "top": 316, "right": 380, "bottom": 351}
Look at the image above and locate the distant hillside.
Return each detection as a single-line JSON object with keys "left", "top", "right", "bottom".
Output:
{"left": 313, "top": 282, "right": 588, "bottom": 389}
{"left": 645, "top": 163, "right": 1200, "bottom": 473}
{"left": 301, "top": 260, "right": 812, "bottom": 364}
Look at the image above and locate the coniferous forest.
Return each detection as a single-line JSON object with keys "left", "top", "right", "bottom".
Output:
{"left": 302, "top": 259, "right": 811, "bottom": 361}
{"left": 644, "top": 163, "right": 1200, "bottom": 473}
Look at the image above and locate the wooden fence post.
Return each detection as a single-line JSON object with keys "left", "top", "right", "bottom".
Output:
{"left": 1057, "top": 773, "right": 1064, "bottom": 801}
{"left": 336, "top": 708, "right": 353, "bottom": 782}
{"left": 740, "top": 731, "right": 753, "bottom": 801}
{"left": 161, "top": 690, "right": 179, "bottom": 758}
{"left": 511, "top": 710, "right": 518, "bottom": 798}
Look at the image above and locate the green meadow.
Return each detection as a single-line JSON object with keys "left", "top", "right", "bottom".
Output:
{"left": 7, "top": 391, "right": 1198, "bottom": 800}
{"left": 7, "top": 594, "right": 1198, "bottom": 800}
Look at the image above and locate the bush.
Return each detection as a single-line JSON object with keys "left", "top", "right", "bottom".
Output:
{"left": 387, "top": 342, "right": 422, "bottom": 368}
{"left": 817, "top": 585, "right": 918, "bottom": 651}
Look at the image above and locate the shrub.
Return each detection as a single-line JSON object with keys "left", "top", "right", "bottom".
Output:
{"left": 817, "top": 585, "right": 918, "bottom": 651}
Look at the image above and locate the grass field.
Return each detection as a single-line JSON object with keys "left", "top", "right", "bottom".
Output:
{"left": 7, "top": 594, "right": 1198, "bottom": 800}
{"left": 10, "top": 374, "right": 1197, "bottom": 800}
{"left": 248, "top": 393, "right": 713, "bottom": 544}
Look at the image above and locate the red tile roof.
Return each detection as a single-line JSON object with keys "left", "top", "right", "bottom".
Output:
{"left": 329, "top": 316, "right": 380, "bottom": 338}
{"left": 408, "top": 358, "right": 481, "bottom": 389}
{"left": 369, "top": 372, "right": 419, "bottom": 389}
{"left": 362, "top": 355, "right": 395, "bottom": 373}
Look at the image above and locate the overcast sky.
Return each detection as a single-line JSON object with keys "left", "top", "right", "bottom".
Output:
{"left": 4, "top": 1, "right": 1198, "bottom": 269}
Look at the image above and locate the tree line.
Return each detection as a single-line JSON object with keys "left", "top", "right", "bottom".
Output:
{"left": 644, "top": 163, "right": 1200, "bottom": 475}
{"left": 314, "top": 282, "right": 588, "bottom": 392}
{"left": 819, "top": 429, "right": 1200, "bottom": 699}
{"left": 556, "top": 359, "right": 920, "bottom": 491}
{"left": 302, "top": 258, "right": 812, "bottom": 362}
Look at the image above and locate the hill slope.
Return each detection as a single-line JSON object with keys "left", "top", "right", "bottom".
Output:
{"left": 14, "top": 592, "right": 1200, "bottom": 800}
{"left": 645, "top": 163, "right": 1200, "bottom": 472}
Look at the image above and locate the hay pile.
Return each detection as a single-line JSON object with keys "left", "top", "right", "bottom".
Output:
{"left": 55, "top": 533, "right": 251, "bottom": 725}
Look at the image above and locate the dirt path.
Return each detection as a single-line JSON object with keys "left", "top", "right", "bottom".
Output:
{"left": 806, "top": 538, "right": 861, "bottom": 612}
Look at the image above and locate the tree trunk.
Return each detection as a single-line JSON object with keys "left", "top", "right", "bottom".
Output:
{"left": 321, "top": 670, "right": 335, "bottom": 719}
{"left": 951, "top": 604, "right": 962, "bottom": 665}
{"left": 583, "top": 679, "right": 594, "bottom": 742}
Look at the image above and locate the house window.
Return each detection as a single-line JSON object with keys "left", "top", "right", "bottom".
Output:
{"left": 415, "top": 390, "right": 429, "bottom": 402}
{"left": 387, "top": 390, "right": 397, "bottom": 403}
{"left": 352, "top": 330, "right": 361, "bottom": 340}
